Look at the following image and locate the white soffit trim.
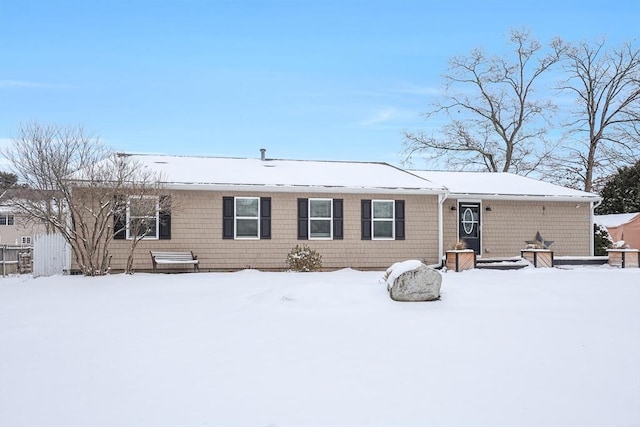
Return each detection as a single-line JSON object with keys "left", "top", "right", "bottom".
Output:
{"left": 165, "top": 182, "right": 445, "bottom": 195}
{"left": 446, "top": 193, "right": 601, "bottom": 202}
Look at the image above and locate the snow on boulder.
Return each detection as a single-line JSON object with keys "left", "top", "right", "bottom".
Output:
{"left": 384, "top": 260, "right": 442, "bottom": 302}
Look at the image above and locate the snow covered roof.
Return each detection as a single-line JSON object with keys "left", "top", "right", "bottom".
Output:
{"left": 594, "top": 212, "right": 640, "bottom": 228}
{"left": 409, "top": 171, "right": 601, "bottom": 201}
{"left": 0, "top": 189, "right": 19, "bottom": 212}
{"left": 130, "top": 154, "right": 446, "bottom": 194}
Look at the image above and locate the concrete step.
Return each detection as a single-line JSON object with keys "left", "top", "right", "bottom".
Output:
{"left": 554, "top": 256, "right": 608, "bottom": 266}
{"left": 476, "top": 257, "right": 528, "bottom": 270}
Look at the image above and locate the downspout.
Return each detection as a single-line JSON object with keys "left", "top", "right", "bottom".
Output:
{"left": 427, "top": 189, "right": 449, "bottom": 269}
{"left": 590, "top": 198, "right": 602, "bottom": 257}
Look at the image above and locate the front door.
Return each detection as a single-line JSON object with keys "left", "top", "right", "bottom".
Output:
{"left": 459, "top": 202, "right": 481, "bottom": 254}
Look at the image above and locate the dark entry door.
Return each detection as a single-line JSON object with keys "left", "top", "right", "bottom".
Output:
{"left": 459, "top": 203, "right": 481, "bottom": 254}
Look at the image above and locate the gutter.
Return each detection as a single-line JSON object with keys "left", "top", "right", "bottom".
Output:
{"left": 426, "top": 189, "right": 449, "bottom": 269}
{"left": 164, "top": 182, "right": 446, "bottom": 196}
{"left": 445, "top": 193, "right": 600, "bottom": 203}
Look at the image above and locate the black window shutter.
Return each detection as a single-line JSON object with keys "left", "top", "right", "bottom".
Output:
{"left": 223, "top": 197, "right": 234, "bottom": 239}
{"left": 395, "top": 200, "right": 405, "bottom": 240}
{"left": 361, "top": 199, "right": 372, "bottom": 240}
{"left": 297, "top": 198, "right": 308, "bottom": 240}
{"left": 158, "top": 195, "right": 171, "bottom": 240}
{"left": 260, "top": 197, "right": 271, "bottom": 239}
{"left": 113, "top": 195, "right": 126, "bottom": 240}
{"left": 333, "top": 198, "right": 343, "bottom": 240}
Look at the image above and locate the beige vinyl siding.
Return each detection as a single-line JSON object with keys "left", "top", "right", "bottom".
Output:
{"left": 0, "top": 213, "right": 46, "bottom": 246}
{"left": 103, "top": 190, "right": 440, "bottom": 272}
{"left": 443, "top": 199, "right": 592, "bottom": 257}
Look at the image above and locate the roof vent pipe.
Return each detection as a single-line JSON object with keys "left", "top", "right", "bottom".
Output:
{"left": 260, "top": 148, "right": 266, "bottom": 161}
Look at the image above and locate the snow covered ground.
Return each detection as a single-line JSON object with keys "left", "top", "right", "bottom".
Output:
{"left": 1, "top": 266, "right": 639, "bottom": 427}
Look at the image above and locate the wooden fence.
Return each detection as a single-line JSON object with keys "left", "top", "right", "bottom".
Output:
{"left": 1, "top": 245, "right": 32, "bottom": 276}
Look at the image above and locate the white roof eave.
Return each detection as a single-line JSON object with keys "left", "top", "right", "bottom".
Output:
{"left": 164, "top": 182, "right": 446, "bottom": 195}
{"left": 444, "top": 192, "right": 601, "bottom": 202}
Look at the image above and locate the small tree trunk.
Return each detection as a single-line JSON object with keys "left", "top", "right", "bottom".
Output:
{"left": 125, "top": 254, "right": 134, "bottom": 274}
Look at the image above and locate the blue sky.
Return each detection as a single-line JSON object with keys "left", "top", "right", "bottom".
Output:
{"left": 0, "top": 0, "right": 638, "bottom": 167}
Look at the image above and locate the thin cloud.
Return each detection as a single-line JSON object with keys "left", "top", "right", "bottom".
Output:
{"left": 0, "top": 80, "right": 75, "bottom": 89}
{"left": 354, "top": 84, "right": 442, "bottom": 99}
{"left": 392, "top": 83, "right": 442, "bottom": 97}
{"left": 0, "top": 138, "right": 14, "bottom": 155}
{"left": 358, "top": 108, "right": 396, "bottom": 126}
{"left": 357, "top": 107, "right": 428, "bottom": 127}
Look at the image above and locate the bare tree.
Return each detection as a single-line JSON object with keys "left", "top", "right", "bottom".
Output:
{"left": 403, "top": 29, "right": 565, "bottom": 174}
{"left": 551, "top": 39, "right": 640, "bottom": 192}
{"left": 3, "top": 122, "right": 166, "bottom": 276}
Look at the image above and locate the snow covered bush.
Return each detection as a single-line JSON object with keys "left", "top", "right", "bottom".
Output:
{"left": 593, "top": 223, "right": 613, "bottom": 256}
{"left": 286, "top": 244, "right": 323, "bottom": 272}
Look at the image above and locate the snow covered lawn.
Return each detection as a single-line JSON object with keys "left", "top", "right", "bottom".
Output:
{"left": 1, "top": 266, "right": 639, "bottom": 427}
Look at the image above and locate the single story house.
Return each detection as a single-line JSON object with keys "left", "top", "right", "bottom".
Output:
{"left": 595, "top": 212, "right": 640, "bottom": 249}
{"left": 92, "top": 153, "right": 601, "bottom": 272}
{"left": 409, "top": 171, "right": 602, "bottom": 258}
{"left": 101, "top": 154, "right": 447, "bottom": 272}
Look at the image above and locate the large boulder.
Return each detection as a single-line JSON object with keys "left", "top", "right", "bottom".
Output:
{"left": 385, "top": 260, "right": 442, "bottom": 302}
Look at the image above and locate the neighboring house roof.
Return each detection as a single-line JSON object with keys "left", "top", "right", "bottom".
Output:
{"left": 0, "top": 188, "right": 58, "bottom": 205}
{"left": 132, "top": 154, "right": 446, "bottom": 194}
{"left": 0, "top": 188, "right": 14, "bottom": 201}
{"left": 409, "top": 171, "right": 601, "bottom": 202}
{"left": 0, "top": 189, "right": 15, "bottom": 212}
{"left": 594, "top": 212, "right": 640, "bottom": 228}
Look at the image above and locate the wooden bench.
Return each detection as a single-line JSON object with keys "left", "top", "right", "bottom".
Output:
{"left": 150, "top": 251, "right": 199, "bottom": 272}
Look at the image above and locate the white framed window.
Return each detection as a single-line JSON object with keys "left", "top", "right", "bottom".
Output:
{"left": 21, "top": 236, "right": 32, "bottom": 245}
{"left": 372, "top": 200, "right": 395, "bottom": 240}
{"left": 126, "top": 196, "right": 159, "bottom": 239}
{"left": 235, "top": 197, "right": 260, "bottom": 239}
{"left": 309, "top": 198, "right": 332, "bottom": 239}
{"left": 0, "top": 214, "right": 15, "bottom": 226}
